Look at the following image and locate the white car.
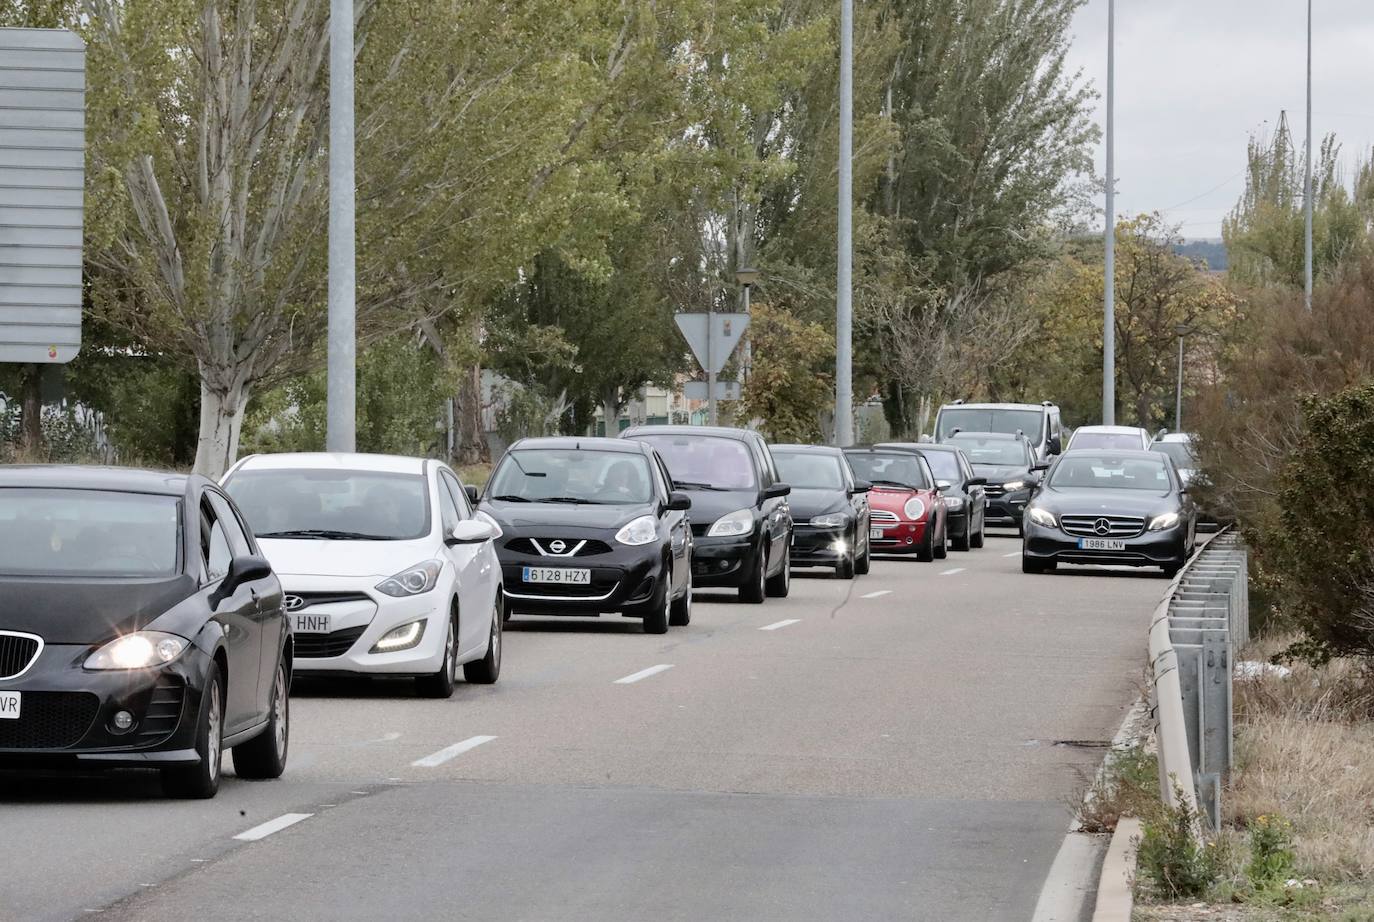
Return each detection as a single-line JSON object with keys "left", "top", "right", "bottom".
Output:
{"left": 222, "top": 453, "right": 502, "bottom": 698}
{"left": 1064, "top": 425, "right": 1152, "bottom": 452}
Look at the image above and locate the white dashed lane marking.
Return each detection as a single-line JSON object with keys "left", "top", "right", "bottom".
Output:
{"left": 233, "top": 813, "right": 313, "bottom": 842}
{"left": 614, "top": 664, "right": 675, "bottom": 685}
{"left": 939, "top": 568, "right": 967, "bottom": 576}
{"left": 860, "top": 590, "right": 892, "bottom": 599}
{"left": 759, "top": 619, "right": 801, "bottom": 631}
{"left": 412, "top": 735, "right": 498, "bottom": 768}
{"left": 1003, "top": 552, "right": 1020, "bottom": 558}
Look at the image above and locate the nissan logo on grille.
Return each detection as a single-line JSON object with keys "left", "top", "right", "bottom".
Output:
{"left": 284, "top": 595, "right": 306, "bottom": 612}
{"left": 549, "top": 540, "right": 567, "bottom": 554}
{"left": 1093, "top": 518, "right": 1113, "bottom": 536}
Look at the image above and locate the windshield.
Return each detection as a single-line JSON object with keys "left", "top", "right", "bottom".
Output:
{"left": 1071, "top": 431, "right": 1145, "bottom": 450}
{"left": 918, "top": 450, "right": 962, "bottom": 482}
{"left": 947, "top": 436, "right": 1029, "bottom": 467}
{"left": 488, "top": 449, "right": 655, "bottom": 505}
{"left": 636, "top": 435, "right": 757, "bottom": 491}
{"left": 773, "top": 452, "right": 845, "bottom": 490}
{"left": 1151, "top": 441, "right": 1197, "bottom": 468}
{"left": 0, "top": 488, "right": 180, "bottom": 578}
{"left": 1048, "top": 455, "right": 1172, "bottom": 491}
{"left": 936, "top": 408, "right": 1043, "bottom": 442}
{"left": 225, "top": 469, "right": 430, "bottom": 540}
{"left": 844, "top": 452, "right": 930, "bottom": 489}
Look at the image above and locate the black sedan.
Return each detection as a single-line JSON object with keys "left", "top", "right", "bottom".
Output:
{"left": 0, "top": 467, "right": 290, "bottom": 798}
{"left": 1021, "top": 450, "right": 1197, "bottom": 576}
{"left": 945, "top": 432, "right": 1045, "bottom": 534}
{"left": 771, "top": 444, "right": 872, "bottom": 578}
{"left": 478, "top": 438, "right": 693, "bottom": 633}
{"left": 882, "top": 442, "right": 987, "bottom": 551}
{"left": 622, "top": 425, "right": 793, "bottom": 603}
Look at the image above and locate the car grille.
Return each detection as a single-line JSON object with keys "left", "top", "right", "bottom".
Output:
{"left": 136, "top": 678, "right": 185, "bottom": 743}
{"left": 0, "top": 691, "right": 99, "bottom": 749}
{"left": 870, "top": 509, "right": 899, "bottom": 525}
{"left": 1059, "top": 514, "right": 1146, "bottom": 538}
{"left": 0, "top": 632, "right": 40, "bottom": 680}
{"left": 286, "top": 591, "right": 371, "bottom": 609}
{"left": 295, "top": 626, "right": 368, "bottom": 658}
{"left": 984, "top": 484, "right": 1006, "bottom": 498}
{"left": 504, "top": 538, "right": 614, "bottom": 557}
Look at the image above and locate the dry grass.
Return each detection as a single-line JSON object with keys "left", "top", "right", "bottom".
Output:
{"left": 456, "top": 462, "right": 492, "bottom": 489}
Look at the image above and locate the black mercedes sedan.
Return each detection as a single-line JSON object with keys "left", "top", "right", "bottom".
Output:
{"left": 771, "top": 444, "right": 871, "bottom": 578}
{"left": 478, "top": 438, "right": 693, "bottom": 633}
{"left": 1021, "top": 450, "right": 1197, "bottom": 576}
{"left": 881, "top": 442, "right": 987, "bottom": 551}
{"left": 0, "top": 466, "right": 290, "bottom": 798}
{"left": 621, "top": 425, "right": 792, "bottom": 603}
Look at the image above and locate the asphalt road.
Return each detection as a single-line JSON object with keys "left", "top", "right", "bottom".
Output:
{"left": 0, "top": 533, "right": 1165, "bottom": 922}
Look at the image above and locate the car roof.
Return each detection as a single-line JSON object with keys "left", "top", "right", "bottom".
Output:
{"left": 939, "top": 402, "right": 1054, "bottom": 411}
{"left": 0, "top": 464, "right": 194, "bottom": 496}
{"left": 510, "top": 436, "right": 648, "bottom": 454}
{"left": 882, "top": 441, "right": 957, "bottom": 452}
{"left": 623, "top": 424, "right": 757, "bottom": 442}
{"left": 770, "top": 443, "right": 843, "bottom": 455}
{"left": 946, "top": 431, "right": 1024, "bottom": 441}
{"left": 1072, "top": 425, "right": 1149, "bottom": 434}
{"left": 233, "top": 452, "right": 429, "bottom": 475}
{"left": 1155, "top": 432, "right": 1195, "bottom": 443}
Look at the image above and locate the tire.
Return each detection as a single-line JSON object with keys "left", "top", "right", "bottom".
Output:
{"left": 934, "top": 521, "right": 948, "bottom": 559}
{"left": 952, "top": 514, "right": 971, "bottom": 552}
{"left": 416, "top": 613, "right": 457, "bottom": 699}
{"left": 766, "top": 543, "right": 791, "bottom": 597}
{"left": 855, "top": 533, "right": 871, "bottom": 575}
{"left": 670, "top": 564, "right": 692, "bottom": 627}
{"left": 916, "top": 522, "right": 935, "bottom": 562}
{"left": 1161, "top": 564, "right": 1181, "bottom": 579}
{"left": 739, "top": 545, "right": 767, "bottom": 604}
{"left": 231, "top": 658, "right": 289, "bottom": 780}
{"left": 641, "top": 563, "right": 670, "bottom": 634}
{"left": 464, "top": 595, "right": 503, "bottom": 683}
{"left": 970, "top": 516, "right": 985, "bottom": 549}
{"left": 163, "top": 661, "right": 224, "bottom": 799}
{"left": 1022, "top": 555, "right": 1057, "bottom": 574}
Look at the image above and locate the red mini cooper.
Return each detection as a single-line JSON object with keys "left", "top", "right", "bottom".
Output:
{"left": 842, "top": 447, "right": 948, "bottom": 561}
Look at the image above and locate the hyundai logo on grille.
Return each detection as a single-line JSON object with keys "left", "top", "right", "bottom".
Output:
{"left": 284, "top": 595, "right": 306, "bottom": 612}
{"left": 550, "top": 540, "right": 567, "bottom": 554}
{"left": 1093, "top": 518, "right": 1113, "bottom": 536}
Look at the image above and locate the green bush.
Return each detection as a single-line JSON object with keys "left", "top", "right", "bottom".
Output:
{"left": 1246, "top": 813, "right": 1296, "bottom": 890}
{"left": 1137, "top": 793, "right": 1223, "bottom": 900}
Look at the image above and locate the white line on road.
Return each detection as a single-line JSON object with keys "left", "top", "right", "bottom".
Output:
{"left": 411, "top": 735, "right": 498, "bottom": 768}
{"left": 233, "top": 813, "right": 313, "bottom": 842}
{"left": 1003, "top": 552, "right": 1020, "bottom": 558}
{"left": 759, "top": 619, "right": 801, "bottom": 631}
{"left": 939, "top": 567, "right": 966, "bottom": 576}
{"left": 614, "top": 664, "right": 674, "bottom": 685}
{"left": 860, "top": 589, "right": 892, "bottom": 599}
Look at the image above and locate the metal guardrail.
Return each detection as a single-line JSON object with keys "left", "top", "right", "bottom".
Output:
{"left": 1148, "top": 529, "right": 1249, "bottom": 831}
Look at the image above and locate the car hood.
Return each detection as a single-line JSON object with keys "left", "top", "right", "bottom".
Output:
{"left": 258, "top": 538, "right": 435, "bottom": 579}
{"left": 673, "top": 488, "right": 759, "bottom": 527}
{"left": 1036, "top": 485, "right": 1176, "bottom": 518}
{"left": 0, "top": 575, "right": 198, "bottom": 645}
{"left": 971, "top": 464, "right": 1030, "bottom": 483}
{"left": 787, "top": 488, "right": 847, "bottom": 521}
{"left": 481, "top": 500, "right": 651, "bottom": 534}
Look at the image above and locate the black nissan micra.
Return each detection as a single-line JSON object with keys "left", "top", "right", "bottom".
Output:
{"left": 0, "top": 467, "right": 290, "bottom": 798}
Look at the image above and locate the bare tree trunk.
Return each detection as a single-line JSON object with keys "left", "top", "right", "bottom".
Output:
{"left": 602, "top": 386, "right": 620, "bottom": 437}
{"left": 194, "top": 374, "right": 250, "bottom": 478}
{"left": 21, "top": 363, "right": 42, "bottom": 454}
{"left": 455, "top": 362, "right": 486, "bottom": 464}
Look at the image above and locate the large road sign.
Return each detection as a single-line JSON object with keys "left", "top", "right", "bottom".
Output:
{"left": 0, "top": 28, "right": 86, "bottom": 364}
{"left": 673, "top": 312, "right": 749, "bottom": 375}
{"left": 683, "top": 380, "right": 741, "bottom": 402}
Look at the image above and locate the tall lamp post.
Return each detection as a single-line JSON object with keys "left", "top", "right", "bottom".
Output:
{"left": 326, "top": 0, "right": 356, "bottom": 452}
{"left": 1303, "top": 0, "right": 1313, "bottom": 311}
{"left": 1102, "top": 0, "right": 1116, "bottom": 426}
{"left": 835, "top": 0, "right": 854, "bottom": 447}
{"left": 1174, "top": 324, "right": 1187, "bottom": 431}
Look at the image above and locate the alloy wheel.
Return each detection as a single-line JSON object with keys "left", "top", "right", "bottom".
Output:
{"left": 272, "top": 664, "right": 288, "bottom": 759}
{"left": 206, "top": 684, "right": 222, "bottom": 783}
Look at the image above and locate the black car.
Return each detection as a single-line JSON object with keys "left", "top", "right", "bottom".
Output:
{"left": 479, "top": 438, "right": 693, "bottom": 633}
{"left": 1021, "top": 450, "right": 1198, "bottom": 576}
{"left": 0, "top": 467, "right": 290, "bottom": 798}
{"left": 621, "top": 425, "right": 792, "bottom": 603}
{"left": 945, "top": 432, "right": 1044, "bottom": 534}
{"left": 771, "top": 444, "right": 872, "bottom": 578}
{"left": 882, "top": 442, "right": 987, "bottom": 551}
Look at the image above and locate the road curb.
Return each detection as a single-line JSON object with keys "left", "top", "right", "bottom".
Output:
{"left": 1091, "top": 817, "right": 1141, "bottom": 922}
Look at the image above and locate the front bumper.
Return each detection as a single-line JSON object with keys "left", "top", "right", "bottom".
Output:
{"left": 1022, "top": 520, "right": 1187, "bottom": 568}
{"left": 869, "top": 518, "right": 928, "bottom": 553}
{"left": 790, "top": 526, "right": 849, "bottom": 566}
{"left": 0, "top": 644, "right": 211, "bottom": 767}
{"left": 500, "top": 543, "right": 664, "bottom": 614}
{"left": 984, "top": 491, "right": 1031, "bottom": 526}
{"left": 690, "top": 534, "right": 762, "bottom": 587}
{"left": 280, "top": 576, "right": 448, "bottom": 676}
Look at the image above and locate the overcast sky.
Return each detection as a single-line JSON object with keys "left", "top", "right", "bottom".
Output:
{"left": 1063, "top": 0, "right": 1374, "bottom": 239}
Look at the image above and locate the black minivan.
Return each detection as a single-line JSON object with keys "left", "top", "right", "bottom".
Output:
{"left": 622, "top": 426, "right": 793, "bottom": 603}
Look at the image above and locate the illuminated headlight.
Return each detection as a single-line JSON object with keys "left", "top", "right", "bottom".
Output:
{"left": 1147, "top": 512, "right": 1180, "bottom": 531}
{"left": 376, "top": 559, "right": 443, "bottom": 597}
{"left": 615, "top": 514, "right": 658, "bottom": 546}
{"left": 1002, "top": 480, "right": 1027, "bottom": 492}
{"left": 902, "top": 498, "right": 926, "bottom": 520}
{"left": 942, "top": 496, "right": 964, "bottom": 509}
{"left": 474, "top": 509, "right": 504, "bottom": 537}
{"left": 1027, "top": 506, "right": 1057, "bottom": 528}
{"left": 370, "top": 620, "right": 426, "bottom": 653}
{"left": 809, "top": 513, "right": 848, "bottom": 528}
{"left": 85, "top": 632, "right": 189, "bottom": 670}
{"left": 707, "top": 508, "right": 754, "bottom": 537}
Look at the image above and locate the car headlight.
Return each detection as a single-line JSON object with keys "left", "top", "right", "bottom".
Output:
{"left": 376, "top": 559, "right": 443, "bottom": 597}
{"left": 85, "top": 631, "right": 189, "bottom": 670}
{"left": 370, "top": 619, "right": 426, "bottom": 653}
{"left": 902, "top": 498, "right": 926, "bottom": 520}
{"left": 474, "top": 509, "right": 504, "bottom": 537}
{"left": 809, "top": 513, "right": 848, "bottom": 528}
{"left": 1002, "top": 480, "right": 1027, "bottom": 492}
{"left": 942, "top": 496, "right": 963, "bottom": 509}
{"left": 1027, "top": 506, "right": 1057, "bottom": 528}
{"left": 615, "top": 514, "right": 658, "bottom": 546}
{"left": 707, "top": 508, "right": 755, "bottom": 537}
{"left": 1148, "top": 511, "right": 1180, "bottom": 531}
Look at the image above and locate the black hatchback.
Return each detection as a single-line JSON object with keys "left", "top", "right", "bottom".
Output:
{"left": 0, "top": 467, "right": 290, "bottom": 798}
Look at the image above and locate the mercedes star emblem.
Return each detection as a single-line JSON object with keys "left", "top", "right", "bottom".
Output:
{"left": 1093, "top": 518, "right": 1112, "bottom": 536}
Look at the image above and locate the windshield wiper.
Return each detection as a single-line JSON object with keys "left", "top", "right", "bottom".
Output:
{"left": 539, "top": 496, "right": 596, "bottom": 505}
{"left": 868, "top": 478, "right": 916, "bottom": 489}
{"left": 490, "top": 494, "right": 531, "bottom": 503}
{"left": 256, "top": 529, "right": 395, "bottom": 541}
{"left": 673, "top": 481, "right": 729, "bottom": 491}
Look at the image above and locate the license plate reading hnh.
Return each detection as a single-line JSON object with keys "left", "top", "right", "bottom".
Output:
{"left": 1078, "top": 538, "right": 1126, "bottom": 551}
{"left": 294, "top": 613, "right": 331, "bottom": 634}
{"left": 0, "top": 691, "right": 19, "bottom": 720}
{"left": 522, "top": 567, "right": 591, "bottom": 585}
{"left": 869, "top": 527, "right": 884, "bottom": 539}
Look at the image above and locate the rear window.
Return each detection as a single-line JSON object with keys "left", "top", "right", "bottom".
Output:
{"left": 0, "top": 488, "right": 181, "bottom": 578}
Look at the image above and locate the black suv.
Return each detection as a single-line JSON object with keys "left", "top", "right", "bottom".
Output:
{"left": 944, "top": 432, "right": 1046, "bottom": 534}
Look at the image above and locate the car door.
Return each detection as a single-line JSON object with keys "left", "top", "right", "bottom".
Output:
{"left": 198, "top": 493, "right": 261, "bottom": 735}
{"left": 652, "top": 452, "right": 690, "bottom": 596}
{"left": 843, "top": 457, "right": 869, "bottom": 551}
{"left": 754, "top": 438, "right": 789, "bottom": 569}
{"left": 959, "top": 451, "right": 984, "bottom": 532}
{"left": 438, "top": 467, "right": 493, "bottom": 657}
{"left": 207, "top": 490, "right": 282, "bottom": 717}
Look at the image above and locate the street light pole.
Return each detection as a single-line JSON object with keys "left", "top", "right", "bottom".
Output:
{"left": 326, "top": 0, "right": 356, "bottom": 452}
{"left": 1175, "top": 324, "right": 1187, "bottom": 431}
{"left": 1304, "top": 0, "right": 1313, "bottom": 311}
{"left": 835, "top": 0, "right": 854, "bottom": 447}
{"left": 1102, "top": 0, "right": 1116, "bottom": 426}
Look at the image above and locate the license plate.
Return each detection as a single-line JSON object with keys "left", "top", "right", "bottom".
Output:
{"left": 869, "top": 527, "right": 884, "bottom": 539}
{"left": 522, "top": 567, "right": 591, "bottom": 585}
{"left": 1078, "top": 538, "right": 1126, "bottom": 551}
{"left": 0, "top": 691, "right": 19, "bottom": 720}
{"left": 294, "top": 613, "right": 331, "bottom": 634}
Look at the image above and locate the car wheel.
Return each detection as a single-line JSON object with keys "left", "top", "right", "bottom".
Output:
{"left": 231, "top": 658, "right": 290, "bottom": 780}
{"left": 670, "top": 564, "right": 692, "bottom": 627}
{"left": 970, "top": 516, "right": 985, "bottom": 549}
{"left": 1161, "top": 564, "right": 1181, "bottom": 579}
{"left": 766, "top": 543, "right": 791, "bottom": 597}
{"left": 739, "top": 545, "right": 767, "bottom": 604}
{"left": 464, "top": 595, "right": 503, "bottom": 683}
{"left": 1022, "top": 555, "right": 1057, "bottom": 574}
{"left": 417, "top": 613, "right": 458, "bottom": 698}
{"left": 642, "top": 562, "right": 671, "bottom": 634}
{"left": 934, "top": 521, "right": 948, "bottom": 559}
{"left": 855, "top": 532, "right": 871, "bottom": 575}
{"left": 952, "top": 514, "right": 970, "bottom": 552}
{"left": 916, "top": 522, "right": 935, "bottom": 562}
{"left": 163, "top": 661, "right": 223, "bottom": 799}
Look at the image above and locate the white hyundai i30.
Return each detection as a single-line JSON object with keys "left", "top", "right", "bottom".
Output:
{"left": 222, "top": 453, "right": 502, "bottom": 698}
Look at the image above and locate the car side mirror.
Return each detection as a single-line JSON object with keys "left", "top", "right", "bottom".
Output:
{"left": 966, "top": 477, "right": 987, "bottom": 487}
{"left": 849, "top": 480, "right": 872, "bottom": 494}
{"left": 213, "top": 553, "right": 272, "bottom": 605}
{"left": 761, "top": 482, "right": 791, "bottom": 502}
{"left": 665, "top": 491, "right": 692, "bottom": 512}
{"left": 936, "top": 480, "right": 952, "bottom": 492}
{"left": 464, "top": 484, "right": 479, "bottom": 504}
{"left": 1031, "top": 461, "right": 1050, "bottom": 473}
{"left": 1048, "top": 437, "right": 1062, "bottom": 455}
{"left": 447, "top": 520, "right": 496, "bottom": 545}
